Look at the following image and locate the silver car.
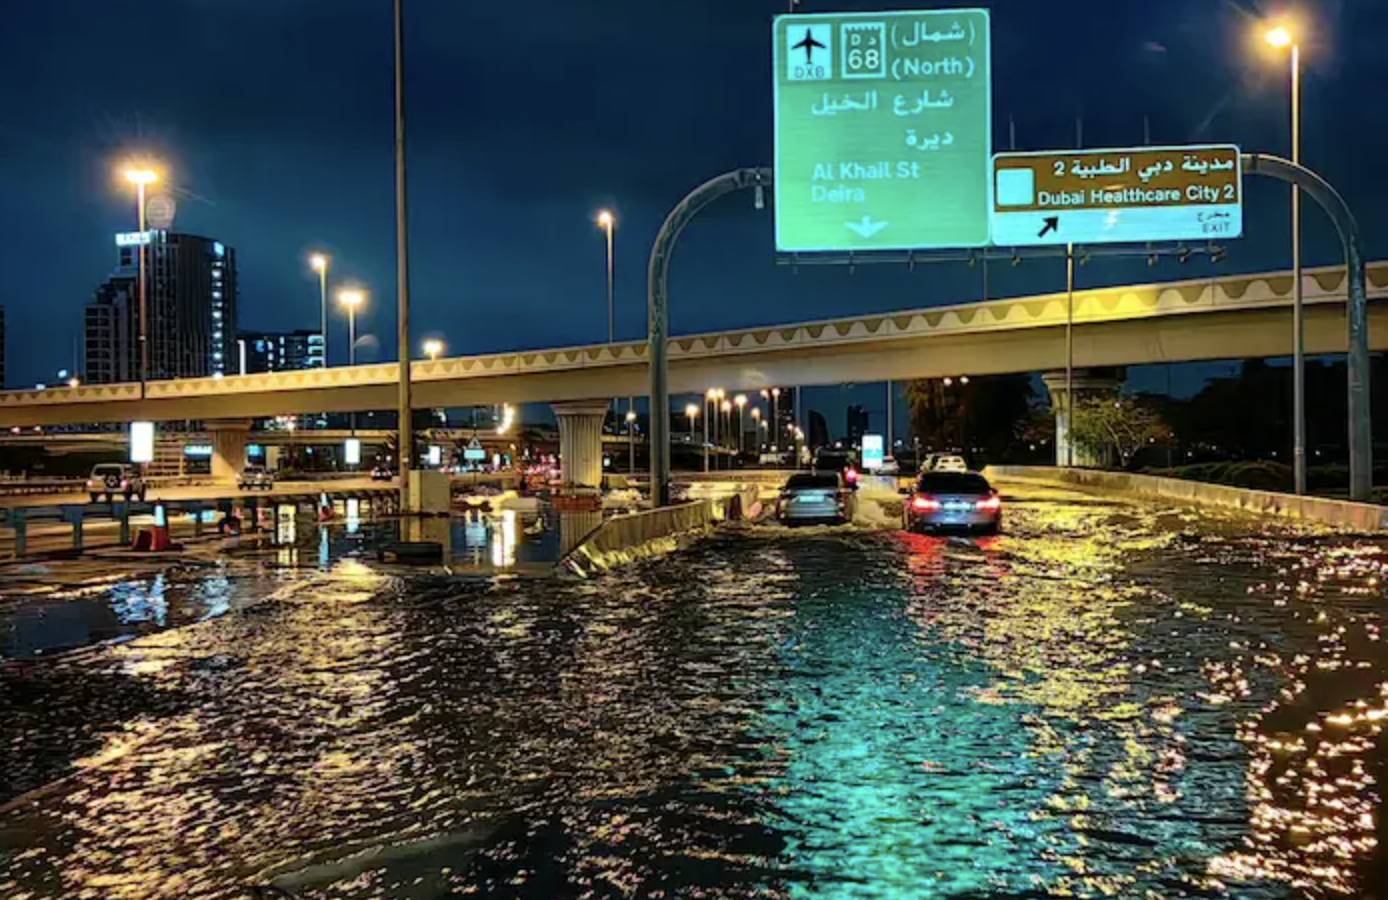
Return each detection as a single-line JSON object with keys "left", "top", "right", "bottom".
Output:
{"left": 903, "top": 471, "right": 1002, "bottom": 535}
{"left": 778, "top": 472, "right": 856, "bottom": 526}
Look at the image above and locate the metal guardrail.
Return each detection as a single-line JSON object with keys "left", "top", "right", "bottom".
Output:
{"left": 0, "top": 483, "right": 398, "bottom": 559}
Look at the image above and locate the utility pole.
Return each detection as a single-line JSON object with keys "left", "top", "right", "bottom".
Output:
{"left": 394, "top": 0, "right": 414, "bottom": 510}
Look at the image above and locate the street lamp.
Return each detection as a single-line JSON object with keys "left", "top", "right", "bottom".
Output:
{"left": 685, "top": 403, "right": 699, "bottom": 445}
{"left": 734, "top": 394, "right": 748, "bottom": 455}
{"left": 423, "top": 338, "right": 444, "bottom": 360}
{"left": 751, "top": 407, "right": 762, "bottom": 453}
{"left": 309, "top": 254, "right": 329, "bottom": 367}
{"left": 339, "top": 289, "right": 365, "bottom": 365}
{"left": 339, "top": 288, "right": 365, "bottom": 435}
{"left": 771, "top": 387, "right": 781, "bottom": 450}
{"left": 625, "top": 408, "right": 637, "bottom": 475}
{"left": 596, "top": 210, "right": 616, "bottom": 344}
{"left": 122, "top": 165, "right": 159, "bottom": 389}
{"left": 721, "top": 399, "right": 733, "bottom": 464}
{"left": 1265, "top": 21, "right": 1306, "bottom": 494}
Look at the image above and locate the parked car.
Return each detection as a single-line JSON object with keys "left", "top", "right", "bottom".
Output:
{"left": 237, "top": 465, "right": 274, "bottom": 491}
{"left": 86, "top": 463, "right": 146, "bottom": 503}
{"left": 371, "top": 465, "right": 396, "bottom": 482}
{"left": 903, "top": 471, "right": 1002, "bottom": 535}
{"left": 812, "top": 449, "right": 860, "bottom": 488}
{"left": 778, "top": 472, "right": 856, "bottom": 526}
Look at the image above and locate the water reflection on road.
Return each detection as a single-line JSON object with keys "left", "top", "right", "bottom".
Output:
{"left": 2, "top": 485, "right": 1388, "bottom": 898}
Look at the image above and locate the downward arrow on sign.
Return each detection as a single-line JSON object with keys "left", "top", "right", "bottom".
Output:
{"left": 844, "top": 216, "right": 889, "bottom": 238}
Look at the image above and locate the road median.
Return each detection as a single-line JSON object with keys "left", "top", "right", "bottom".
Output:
{"left": 984, "top": 465, "right": 1388, "bottom": 532}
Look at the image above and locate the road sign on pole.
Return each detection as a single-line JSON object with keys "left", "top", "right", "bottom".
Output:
{"left": 773, "top": 9, "right": 992, "bottom": 252}
{"left": 991, "top": 145, "right": 1243, "bottom": 247}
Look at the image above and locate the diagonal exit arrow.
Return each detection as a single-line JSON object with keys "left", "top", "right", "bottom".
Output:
{"left": 845, "top": 216, "right": 889, "bottom": 238}
{"left": 1037, "top": 216, "right": 1059, "bottom": 239}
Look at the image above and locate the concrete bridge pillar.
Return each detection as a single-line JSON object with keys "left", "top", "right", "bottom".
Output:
{"left": 207, "top": 419, "right": 253, "bottom": 483}
{"left": 1041, "top": 369, "right": 1125, "bottom": 468}
{"left": 551, "top": 400, "right": 610, "bottom": 492}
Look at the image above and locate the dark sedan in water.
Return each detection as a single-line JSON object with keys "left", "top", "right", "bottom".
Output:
{"left": 903, "top": 471, "right": 1002, "bottom": 534}
{"left": 778, "top": 472, "right": 856, "bottom": 526}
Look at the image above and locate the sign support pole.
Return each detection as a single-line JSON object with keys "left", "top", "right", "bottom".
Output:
{"left": 1065, "top": 243, "right": 1075, "bottom": 468}
{"left": 1242, "top": 153, "right": 1370, "bottom": 502}
{"left": 647, "top": 168, "right": 772, "bottom": 507}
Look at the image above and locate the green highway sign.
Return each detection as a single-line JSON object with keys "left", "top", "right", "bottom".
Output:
{"left": 773, "top": 9, "right": 992, "bottom": 253}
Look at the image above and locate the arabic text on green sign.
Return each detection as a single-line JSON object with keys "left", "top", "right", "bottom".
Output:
{"left": 773, "top": 10, "right": 992, "bottom": 252}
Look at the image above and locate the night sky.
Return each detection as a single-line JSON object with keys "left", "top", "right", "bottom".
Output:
{"left": 2, "top": 0, "right": 1384, "bottom": 428}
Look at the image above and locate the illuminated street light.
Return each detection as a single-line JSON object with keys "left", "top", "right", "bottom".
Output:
{"left": 423, "top": 338, "right": 444, "bottom": 360}
{"left": 596, "top": 210, "right": 616, "bottom": 343}
{"left": 1263, "top": 20, "right": 1306, "bottom": 495}
{"left": 309, "top": 254, "right": 330, "bottom": 366}
{"left": 624, "top": 407, "right": 637, "bottom": 476}
{"left": 122, "top": 164, "right": 160, "bottom": 389}
{"left": 339, "top": 288, "right": 366, "bottom": 433}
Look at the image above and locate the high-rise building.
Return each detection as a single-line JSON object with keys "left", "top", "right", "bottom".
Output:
{"left": 84, "top": 231, "right": 237, "bottom": 384}
{"left": 83, "top": 276, "right": 137, "bottom": 385}
{"left": 847, "top": 404, "right": 870, "bottom": 443}
{"left": 0, "top": 306, "right": 7, "bottom": 389}
{"left": 237, "top": 329, "right": 325, "bottom": 374}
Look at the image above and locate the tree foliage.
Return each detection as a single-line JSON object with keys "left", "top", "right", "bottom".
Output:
{"left": 1069, "top": 395, "right": 1171, "bottom": 468}
{"left": 904, "top": 374, "right": 1034, "bottom": 461}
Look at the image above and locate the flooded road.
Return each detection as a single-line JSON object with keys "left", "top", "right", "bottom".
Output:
{"left": 3, "top": 483, "right": 1388, "bottom": 898}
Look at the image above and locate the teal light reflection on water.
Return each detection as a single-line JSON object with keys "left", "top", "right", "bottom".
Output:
{"left": 750, "top": 568, "right": 1068, "bottom": 898}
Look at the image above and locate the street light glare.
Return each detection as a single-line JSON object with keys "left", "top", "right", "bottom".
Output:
{"left": 123, "top": 167, "right": 158, "bottom": 185}
{"left": 1266, "top": 25, "right": 1293, "bottom": 48}
{"left": 423, "top": 338, "right": 444, "bottom": 357}
{"left": 338, "top": 289, "right": 365, "bottom": 308}
{"left": 597, "top": 210, "right": 615, "bottom": 228}
{"left": 684, "top": 403, "right": 699, "bottom": 418}
{"left": 310, "top": 253, "right": 328, "bottom": 272}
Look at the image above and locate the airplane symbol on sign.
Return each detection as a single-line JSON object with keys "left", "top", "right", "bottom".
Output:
{"left": 792, "top": 28, "right": 826, "bottom": 64}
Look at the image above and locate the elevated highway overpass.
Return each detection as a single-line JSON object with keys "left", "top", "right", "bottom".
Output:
{"left": 2, "top": 262, "right": 1384, "bottom": 431}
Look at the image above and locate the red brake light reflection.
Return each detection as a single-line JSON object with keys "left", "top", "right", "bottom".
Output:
{"left": 976, "top": 495, "right": 1002, "bottom": 511}
{"left": 911, "top": 495, "right": 941, "bottom": 511}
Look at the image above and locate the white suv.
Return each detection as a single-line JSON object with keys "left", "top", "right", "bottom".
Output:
{"left": 87, "top": 464, "right": 147, "bottom": 503}
{"left": 929, "top": 454, "right": 969, "bottom": 473}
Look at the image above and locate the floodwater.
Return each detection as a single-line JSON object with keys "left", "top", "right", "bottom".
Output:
{"left": 3, "top": 484, "right": 1388, "bottom": 899}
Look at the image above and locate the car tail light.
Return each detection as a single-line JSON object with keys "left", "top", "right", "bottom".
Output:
{"left": 976, "top": 495, "right": 1002, "bottom": 512}
{"left": 845, "top": 467, "right": 858, "bottom": 483}
{"left": 911, "top": 495, "right": 941, "bottom": 511}
{"left": 120, "top": 479, "right": 129, "bottom": 489}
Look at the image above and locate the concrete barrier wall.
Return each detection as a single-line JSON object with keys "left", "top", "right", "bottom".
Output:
{"left": 562, "top": 501, "right": 718, "bottom": 576}
{"left": 984, "top": 465, "right": 1388, "bottom": 532}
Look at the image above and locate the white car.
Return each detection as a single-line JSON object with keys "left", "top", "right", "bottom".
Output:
{"left": 930, "top": 454, "right": 969, "bottom": 473}
{"left": 87, "top": 463, "right": 146, "bottom": 503}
